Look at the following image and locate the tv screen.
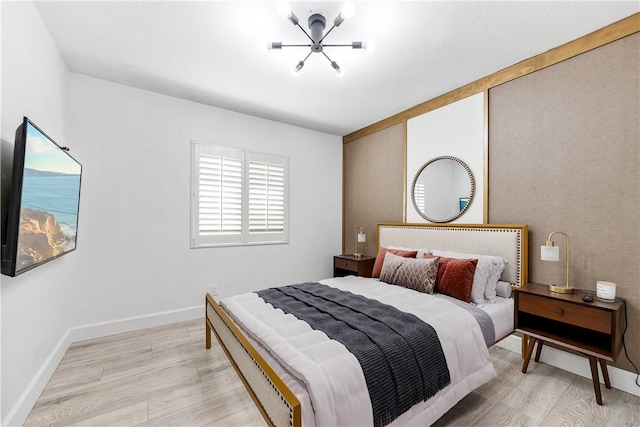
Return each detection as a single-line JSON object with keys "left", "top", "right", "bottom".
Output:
{"left": 1, "top": 117, "right": 82, "bottom": 277}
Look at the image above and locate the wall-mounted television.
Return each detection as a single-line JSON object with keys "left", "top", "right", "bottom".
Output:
{"left": 1, "top": 117, "right": 82, "bottom": 277}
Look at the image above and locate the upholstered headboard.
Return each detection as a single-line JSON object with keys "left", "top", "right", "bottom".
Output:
{"left": 377, "top": 223, "right": 528, "bottom": 286}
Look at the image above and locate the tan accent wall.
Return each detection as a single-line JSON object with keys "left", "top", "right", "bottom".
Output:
{"left": 488, "top": 33, "right": 639, "bottom": 371}
{"left": 343, "top": 18, "right": 639, "bottom": 373}
{"left": 344, "top": 14, "right": 639, "bottom": 144}
{"left": 343, "top": 123, "right": 405, "bottom": 256}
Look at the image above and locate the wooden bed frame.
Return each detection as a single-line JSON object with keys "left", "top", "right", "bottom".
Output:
{"left": 205, "top": 223, "right": 528, "bottom": 427}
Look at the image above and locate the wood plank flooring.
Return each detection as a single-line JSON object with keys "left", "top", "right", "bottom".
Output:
{"left": 24, "top": 319, "right": 640, "bottom": 426}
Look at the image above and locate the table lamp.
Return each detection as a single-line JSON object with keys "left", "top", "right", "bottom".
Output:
{"left": 541, "top": 231, "right": 573, "bottom": 294}
{"left": 354, "top": 226, "right": 366, "bottom": 258}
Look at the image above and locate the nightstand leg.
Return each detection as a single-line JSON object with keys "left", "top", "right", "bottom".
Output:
{"left": 521, "top": 334, "right": 528, "bottom": 358}
{"left": 522, "top": 337, "right": 537, "bottom": 373}
{"left": 588, "top": 356, "right": 603, "bottom": 405}
{"left": 599, "top": 359, "right": 611, "bottom": 389}
{"left": 534, "top": 340, "right": 544, "bottom": 362}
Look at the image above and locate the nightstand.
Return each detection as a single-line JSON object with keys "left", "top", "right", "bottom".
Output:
{"left": 514, "top": 283, "right": 623, "bottom": 405}
{"left": 333, "top": 255, "right": 375, "bottom": 278}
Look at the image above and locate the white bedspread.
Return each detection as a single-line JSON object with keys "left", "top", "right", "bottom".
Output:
{"left": 221, "top": 276, "right": 497, "bottom": 426}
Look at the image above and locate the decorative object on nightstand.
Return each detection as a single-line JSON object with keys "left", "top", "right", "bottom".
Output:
{"left": 514, "top": 283, "right": 623, "bottom": 405}
{"left": 334, "top": 254, "right": 375, "bottom": 278}
{"left": 540, "top": 231, "right": 574, "bottom": 294}
{"left": 353, "top": 226, "right": 366, "bottom": 258}
{"left": 596, "top": 281, "right": 616, "bottom": 302}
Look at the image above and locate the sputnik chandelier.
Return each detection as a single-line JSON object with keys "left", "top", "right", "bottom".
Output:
{"left": 268, "top": 2, "right": 365, "bottom": 74}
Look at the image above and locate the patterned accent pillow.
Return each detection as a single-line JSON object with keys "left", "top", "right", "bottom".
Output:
{"left": 372, "top": 248, "right": 418, "bottom": 278}
{"left": 379, "top": 252, "right": 407, "bottom": 284}
{"left": 392, "top": 257, "right": 439, "bottom": 294}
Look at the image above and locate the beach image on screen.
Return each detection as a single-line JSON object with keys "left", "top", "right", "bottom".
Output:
{"left": 16, "top": 123, "right": 81, "bottom": 272}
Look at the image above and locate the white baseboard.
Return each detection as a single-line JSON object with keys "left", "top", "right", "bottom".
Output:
{"left": 66, "top": 305, "right": 203, "bottom": 343}
{"left": 497, "top": 335, "right": 640, "bottom": 398}
{"left": 2, "top": 327, "right": 75, "bottom": 427}
{"left": 2, "top": 305, "right": 203, "bottom": 427}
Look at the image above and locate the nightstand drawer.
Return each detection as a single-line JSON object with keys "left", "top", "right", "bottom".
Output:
{"left": 334, "top": 258, "right": 358, "bottom": 272}
{"left": 334, "top": 255, "right": 375, "bottom": 278}
{"left": 519, "top": 293, "right": 611, "bottom": 333}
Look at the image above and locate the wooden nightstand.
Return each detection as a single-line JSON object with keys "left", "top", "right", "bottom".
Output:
{"left": 514, "top": 282, "right": 623, "bottom": 405}
{"left": 333, "top": 255, "right": 375, "bottom": 278}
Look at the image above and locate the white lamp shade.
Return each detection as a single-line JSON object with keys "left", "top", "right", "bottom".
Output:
{"left": 357, "top": 233, "right": 366, "bottom": 243}
{"left": 541, "top": 245, "right": 560, "bottom": 261}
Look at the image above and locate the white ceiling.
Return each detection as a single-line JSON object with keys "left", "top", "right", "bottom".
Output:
{"left": 35, "top": 1, "right": 639, "bottom": 136}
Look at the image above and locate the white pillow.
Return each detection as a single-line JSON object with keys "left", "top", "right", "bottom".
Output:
{"left": 431, "top": 250, "right": 506, "bottom": 304}
{"left": 387, "top": 245, "right": 431, "bottom": 259}
{"left": 485, "top": 258, "right": 507, "bottom": 302}
{"left": 496, "top": 280, "right": 512, "bottom": 298}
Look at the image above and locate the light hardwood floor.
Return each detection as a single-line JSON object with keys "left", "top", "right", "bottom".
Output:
{"left": 24, "top": 319, "right": 640, "bottom": 426}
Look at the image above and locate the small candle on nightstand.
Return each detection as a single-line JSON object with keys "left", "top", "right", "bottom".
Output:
{"left": 596, "top": 281, "right": 616, "bottom": 302}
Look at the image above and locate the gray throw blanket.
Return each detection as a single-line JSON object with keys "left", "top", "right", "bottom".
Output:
{"left": 433, "top": 294, "right": 496, "bottom": 346}
{"left": 257, "top": 282, "right": 450, "bottom": 427}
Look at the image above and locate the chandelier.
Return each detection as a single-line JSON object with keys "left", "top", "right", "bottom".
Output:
{"left": 268, "top": 2, "right": 365, "bottom": 74}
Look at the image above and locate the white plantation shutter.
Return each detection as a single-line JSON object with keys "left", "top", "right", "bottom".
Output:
{"left": 246, "top": 153, "right": 287, "bottom": 243}
{"left": 198, "top": 155, "right": 242, "bottom": 234}
{"left": 191, "top": 141, "right": 288, "bottom": 247}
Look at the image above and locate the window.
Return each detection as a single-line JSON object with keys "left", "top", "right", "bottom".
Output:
{"left": 414, "top": 180, "right": 425, "bottom": 213}
{"left": 191, "top": 141, "right": 288, "bottom": 247}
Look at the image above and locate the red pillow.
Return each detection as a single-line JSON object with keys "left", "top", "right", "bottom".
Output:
{"left": 426, "top": 254, "right": 477, "bottom": 303}
{"left": 372, "top": 248, "right": 418, "bottom": 278}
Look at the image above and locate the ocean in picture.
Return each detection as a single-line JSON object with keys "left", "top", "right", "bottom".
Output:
{"left": 21, "top": 168, "right": 81, "bottom": 243}
{"left": 15, "top": 122, "right": 82, "bottom": 271}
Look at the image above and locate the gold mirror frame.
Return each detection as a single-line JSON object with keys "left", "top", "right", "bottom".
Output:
{"left": 411, "top": 156, "right": 476, "bottom": 223}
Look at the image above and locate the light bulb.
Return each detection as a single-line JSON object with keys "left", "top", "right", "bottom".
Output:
{"left": 277, "top": 1, "right": 291, "bottom": 18}
{"left": 341, "top": 2, "right": 355, "bottom": 20}
{"left": 292, "top": 61, "right": 304, "bottom": 75}
{"left": 365, "top": 39, "right": 375, "bottom": 51}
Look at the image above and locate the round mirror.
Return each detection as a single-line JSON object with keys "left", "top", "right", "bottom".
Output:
{"left": 411, "top": 156, "right": 475, "bottom": 223}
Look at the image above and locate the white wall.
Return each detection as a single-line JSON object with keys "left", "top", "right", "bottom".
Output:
{"left": 1, "top": 2, "right": 342, "bottom": 424}
{"left": 406, "top": 92, "right": 485, "bottom": 223}
{"left": 65, "top": 73, "right": 343, "bottom": 325}
{"left": 1, "top": 2, "right": 71, "bottom": 423}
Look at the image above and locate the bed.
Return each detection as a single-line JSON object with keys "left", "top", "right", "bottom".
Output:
{"left": 205, "top": 223, "right": 528, "bottom": 427}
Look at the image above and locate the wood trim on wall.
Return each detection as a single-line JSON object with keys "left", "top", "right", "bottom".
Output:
{"left": 402, "top": 121, "right": 407, "bottom": 222}
{"left": 483, "top": 90, "right": 489, "bottom": 223}
{"left": 341, "top": 142, "right": 346, "bottom": 253}
{"left": 342, "top": 13, "right": 639, "bottom": 143}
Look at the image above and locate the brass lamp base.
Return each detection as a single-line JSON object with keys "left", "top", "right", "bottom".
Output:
{"left": 353, "top": 253, "right": 363, "bottom": 258}
{"left": 548, "top": 284, "right": 574, "bottom": 294}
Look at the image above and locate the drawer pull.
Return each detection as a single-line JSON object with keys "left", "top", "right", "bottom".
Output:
{"left": 556, "top": 308, "right": 564, "bottom": 315}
